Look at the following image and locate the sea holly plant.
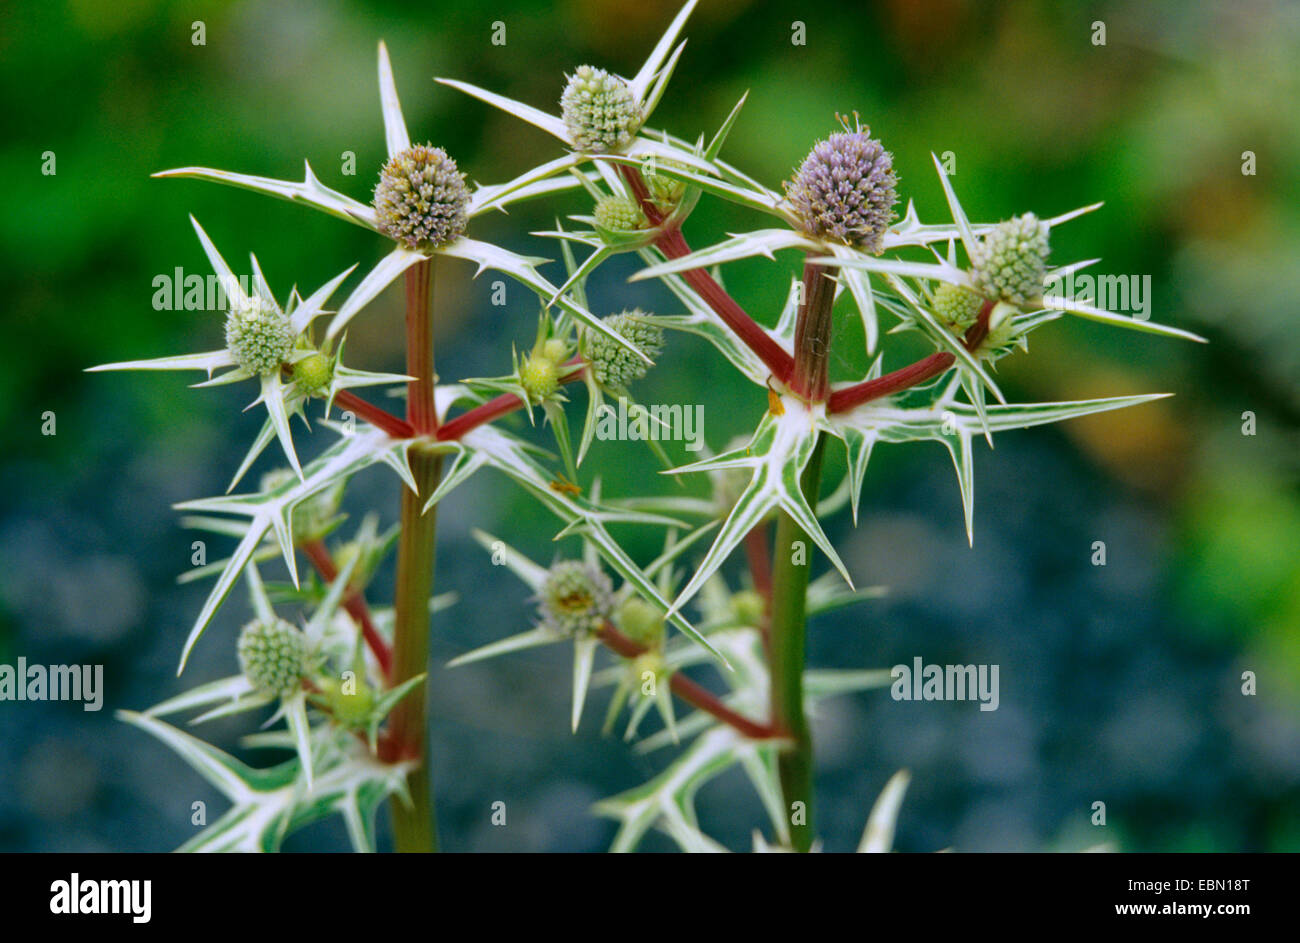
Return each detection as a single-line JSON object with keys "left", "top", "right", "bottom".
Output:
{"left": 92, "top": 1, "right": 1203, "bottom": 853}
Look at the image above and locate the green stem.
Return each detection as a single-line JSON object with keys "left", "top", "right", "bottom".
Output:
{"left": 768, "top": 258, "right": 836, "bottom": 852}
{"left": 769, "top": 435, "right": 827, "bottom": 854}
{"left": 387, "top": 259, "right": 442, "bottom": 853}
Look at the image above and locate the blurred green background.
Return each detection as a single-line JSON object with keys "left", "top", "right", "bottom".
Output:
{"left": 2, "top": 0, "right": 1297, "bottom": 852}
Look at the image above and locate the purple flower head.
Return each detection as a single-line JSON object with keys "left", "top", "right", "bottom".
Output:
{"left": 785, "top": 116, "right": 898, "bottom": 254}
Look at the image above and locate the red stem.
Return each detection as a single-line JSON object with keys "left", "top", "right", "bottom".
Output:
{"left": 437, "top": 359, "right": 586, "bottom": 442}
{"left": 962, "top": 298, "right": 996, "bottom": 352}
{"left": 827, "top": 351, "right": 957, "bottom": 414}
{"left": 598, "top": 622, "right": 779, "bottom": 740}
{"left": 744, "top": 522, "right": 773, "bottom": 602}
{"left": 406, "top": 261, "right": 437, "bottom": 434}
{"left": 620, "top": 164, "right": 796, "bottom": 384}
{"left": 332, "top": 389, "right": 415, "bottom": 438}
{"left": 302, "top": 539, "right": 393, "bottom": 679}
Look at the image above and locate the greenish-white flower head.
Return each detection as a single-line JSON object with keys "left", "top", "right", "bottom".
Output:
{"left": 593, "top": 195, "right": 648, "bottom": 238}
{"left": 971, "top": 213, "right": 1051, "bottom": 305}
{"left": 236, "top": 617, "right": 306, "bottom": 698}
{"left": 373, "top": 144, "right": 470, "bottom": 250}
{"left": 225, "top": 296, "right": 294, "bottom": 375}
{"left": 932, "top": 282, "right": 985, "bottom": 334}
{"left": 291, "top": 351, "right": 334, "bottom": 395}
{"left": 539, "top": 560, "right": 614, "bottom": 637}
{"left": 560, "top": 66, "right": 643, "bottom": 153}
{"left": 785, "top": 119, "right": 898, "bottom": 254}
{"left": 585, "top": 310, "right": 664, "bottom": 391}
{"left": 615, "top": 596, "right": 664, "bottom": 649}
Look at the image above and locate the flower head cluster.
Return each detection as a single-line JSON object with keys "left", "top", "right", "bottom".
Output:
{"left": 585, "top": 310, "right": 664, "bottom": 391}
{"left": 560, "top": 66, "right": 643, "bottom": 152}
{"left": 225, "top": 296, "right": 294, "bottom": 375}
{"left": 538, "top": 560, "right": 614, "bottom": 637}
{"left": 236, "top": 617, "right": 306, "bottom": 698}
{"left": 373, "top": 144, "right": 470, "bottom": 250}
{"left": 971, "top": 214, "right": 1051, "bottom": 305}
{"left": 785, "top": 119, "right": 898, "bottom": 254}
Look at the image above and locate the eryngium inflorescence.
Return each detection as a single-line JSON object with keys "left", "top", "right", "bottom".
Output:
{"left": 539, "top": 561, "right": 614, "bottom": 636}
{"left": 373, "top": 144, "right": 470, "bottom": 250}
{"left": 785, "top": 121, "right": 898, "bottom": 254}
{"left": 593, "top": 194, "right": 646, "bottom": 233}
{"left": 225, "top": 296, "right": 294, "bottom": 375}
{"left": 971, "top": 214, "right": 1051, "bottom": 305}
{"left": 237, "top": 617, "right": 306, "bottom": 698}
{"left": 560, "top": 66, "right": 643, "bottom": 153}
{"left": 585, "top": 310, "right": 664, "bottom": 391}
{"left": 932, "top": 282, "right": 985, "bottom": 333}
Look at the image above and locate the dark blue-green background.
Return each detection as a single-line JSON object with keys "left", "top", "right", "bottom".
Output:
{"left": 2, "top": 0, "right": 1297, "bottom": 851}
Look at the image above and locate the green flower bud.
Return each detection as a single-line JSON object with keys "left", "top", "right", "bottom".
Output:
{"left": 616, "top": 597, "right": 664, "bottom": 649}
{"left": 593, "top": 195, "right": 646, "bottom": 234}
{"left": 932, "top": 283, "right": 985, "bottom": 334}
{"left": 539, "top": 560, "right": 614, "bottom": 637}
{"left": 323, "top": 675, "right": 375, "bottom": 728}
{"left": 541, "top": 338, "right": 570, "bottom": 364}
{"left": 971, "top": 214, "right": 1051, "bottom": 305}
{"left": 645, "top": 160, "right": 688, "bottom": 210}
{"left": 292, "top": 352, "right": 334, "bottom": 395}
{"left": 560, "top": 66, "right": 642, "bottom": 153}
{"left": 373, "top": 144, "right": 470, "bottom": 250}
{"left": 519, "top": 353, "right": 559, "bottom": 400}
{"left": 225, "top": 296, "right": 294, "bottom": 376}
{"left": 237, "top": 617, "right": 306, "bottom": 698}
{"left": 585, "top": 310, "right": 664, "bottom": 392}
{"left": 731, "top": 589, "right": 766, "bottom": 628}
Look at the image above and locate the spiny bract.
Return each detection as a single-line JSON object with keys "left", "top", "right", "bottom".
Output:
{"left": 538, "top": 560, "right": 614, "bottom": 637}
{"left": 260, "top": 469, "right": 342, "bottom": 542}
{"left": 785, "top": 123, "right": 898, "bottom": 254}
{"left": 225, "top": 296, "right": 294, "bottom": 375}
{"left": 560, "top": 66, "right": 643, "bottom": 153}
{"left": 585, "top": 310, "right": 664, "bottom": 391}
{"left": 236, "top": 617, "right": 306, "bottom": 698}
{"left": 373, "top": 144, "right": 470, "bottom": 250}
{"left": 971, "top": 213, "right": 1051, "bottom": 305}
